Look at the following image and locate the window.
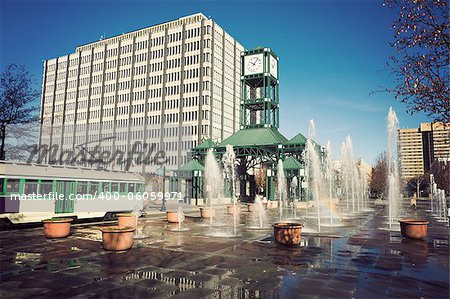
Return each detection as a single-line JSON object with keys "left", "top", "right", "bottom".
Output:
{"left": 24, "top": 180, "right": 39, "bottom": 195}
{"left": 111, "top": 182, "right": 119, "bottom": 192}
{"left": 119, "top": 183, "right": 127, "bottom": 193}
{"left": 90, "top": 182, "right": 100, "bottom": 195}
{"left": 128, "top": 183, "right": 136, "bottom": 193}
{"left": 103, "top": 182, "right": 111, "bottom": 192}
{"left": 40, "top": 180, "right": 53, "bottom": 194}
{"left": 77, "top": 182, "right": 88, "bottom": 195}
{"left": 6, "top": 179, "right": 20, "bottom": 193}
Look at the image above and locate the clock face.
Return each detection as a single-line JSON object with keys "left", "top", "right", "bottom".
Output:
{"left": 269, "top": 55, "right": 278, "bottom": 79}
{"left": 248, "top": 56, "right": 262, "bottom": 72}
{"left": 244, "top": 54, "right": 263, "bottom": 75}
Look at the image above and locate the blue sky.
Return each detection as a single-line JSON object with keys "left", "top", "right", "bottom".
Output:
{"left": 0, "top": 0, "right": 431, "bottom": 164}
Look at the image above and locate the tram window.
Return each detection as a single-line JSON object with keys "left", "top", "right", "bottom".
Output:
{"left": 103, "top": 182, "right": 111, "bottom": 192}
{"left": 40, "top": 181, "right": 53, "bottom": 194}
{"left": 119, "top": 183, "right": 127, "bottom": 193}
{"left": 90, "top": 182, "right": 99, "bottom": 195}
{"left": 24, "top": 180, "right": 39, "bottom": 194}
{"left": 129, "top": 183, "right": 136, "bottom": 193}
{"left": 6, "top": 179, "right": 20, "bottom": 193}
{"left": 0, "top": 178, "right": 4, "bottom": 193}
{"left": 111, "top": 182, "right": 119, "bottom": 192}
{"left": 77, "top": 182, "right": 88, "bottom": 195}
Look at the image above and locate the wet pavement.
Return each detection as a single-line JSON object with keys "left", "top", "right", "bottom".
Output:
{"left": 0, "top": 201, "right": 449, "bottom": 299}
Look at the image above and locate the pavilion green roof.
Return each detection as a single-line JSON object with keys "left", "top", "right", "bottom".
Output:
{"left": 178, "top": 159, "right": 204, "bottom": 172}
{"left": 284, "top": 132, "right": 307, "bottom": 146}
{"left": 196, "top": 139, "right": 217, "bottom": 149}
{"left": 219, "top": 127, "right": 288, "bottom": 148}
{"left": 283, "top": 156, "right": 303, "bottom": 170}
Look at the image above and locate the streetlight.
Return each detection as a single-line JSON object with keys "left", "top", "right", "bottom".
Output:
{"left": 160, "top": 166, "right": 166, "bottom": 211}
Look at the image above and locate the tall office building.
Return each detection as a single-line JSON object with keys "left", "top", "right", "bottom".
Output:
{"left": 398, "top": 122, "right": 450, "bottom": 179}
{"left": 38, "top": 13, "right": 245, "bottom": 173}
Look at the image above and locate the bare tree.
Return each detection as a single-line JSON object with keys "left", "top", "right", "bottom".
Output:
{"left": 370, "top": 152, "right": 388, "bottom": 198}
{"left": 4, "top": 122, "right": 39, "bottom": 161}
{"left": 428, "top": 160, "right": 450, "bottom": 194}
{"left": 384, "top": 0, "right": 449, "bottom": 122}
{"left": 406, "top": 175, "right": 427, "bottom": 197}
{"left": 0, "top": 64, "right": 39, "bottom": 160}
{"left": 255, "top": 165, "right": 266, "bottom": 195}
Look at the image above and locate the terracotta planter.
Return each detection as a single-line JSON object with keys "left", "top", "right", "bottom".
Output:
{"left": 263, "top": 202, "right": 268, "bottom": 210}
{"left": 100, "top": 226, "right": 135, "bottom": 251}
{"left": 399, "top": 219, "right": 429, "bottom": 239}
{"left": 227, "top": 204, "right": 240, "bottom": 215}
{"left": 199, "top": 207, "right": 215, "bottom": 219}
{"left": 247, "top": 204, "right": 255, "bottom": 212}
{"left": 117, "top": 214, "right": 137, "bottom": 228}
{"left": 43, "top": 218, "right": 73, "bottom": 238}
{"left": 273, "top": 222, "right": 303, "bottom": 245}
{"left": 167, "top": 211, "right": 184, "bottom": 223}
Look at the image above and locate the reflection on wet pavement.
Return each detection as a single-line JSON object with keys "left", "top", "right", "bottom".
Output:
{"left": 0, "top": 202, "right": 448, "bottom": 298}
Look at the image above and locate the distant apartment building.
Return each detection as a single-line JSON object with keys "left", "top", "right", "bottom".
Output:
{"left": 398, "top": 122, "right": 450, "bottom": 179}
{"left": 38, "top": 13, "right": 245, "bottom": 172}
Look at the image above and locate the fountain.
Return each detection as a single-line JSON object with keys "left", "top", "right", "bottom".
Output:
{"left": 291, "top": 176, "right": 298, "bottom": 218}
{"left": 305, "top": 120, "right": 322, "bottom": 231}
{"left": 201, "top": 149, "right": 223, "bottom": 221}
{"left": 387, "top": 107, "right": 401, "bottom": 230}
{"left": 325, "top": 141, "right": 335, "bottom": 225}
{"left": 170, "top": 206, "right": 189, "bottom": 232}
{"left": 277, "top": 159, "right": 287, "bottom": 221}
{"left": 131, "top": 205, "right": 146, "bottom": 239}
{"left": 339, "top": 135, "right": 370, "bottom": 217}
{"left": 340, "top": 136, "right": 361, "bottom": 213}
{"left": 429, "top": 174, "right": 449, "bottom": 225}
{"left": 222, "top": 144, "right": 238, "bottom": 236}
{"left": 248, "top": 195, "right": 268, "bottom": 229}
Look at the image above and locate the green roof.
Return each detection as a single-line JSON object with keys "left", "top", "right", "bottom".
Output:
{"left": 196, "top": 139, "right": 217, "bottom": 149}
{"left": 283, "top": 156, "right": 302, "bottom": 170}
{"left": 285, "top": 132, "right": 307, "bottom": 146}
{"left": 178, "top": 159, "right": 204, "bottom": 172}
{"left": 219, "top": 127, "right": 288, "bottom": 147}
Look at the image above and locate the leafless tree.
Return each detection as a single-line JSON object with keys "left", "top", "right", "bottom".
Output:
{"left": 255, "top": 165, "right": 266, "bottom": 195}
{"left": 384, "top": 0, "right": 449, "bottom": 122}
{"left": 370, "top": 152, "right": 388, "bottom": 198}
{"left": 406, "top": 175, "right": 427, "bottom": 197}
{"left": 0, "top": 64, "right": 39, "bottom": 160}
{"left": 428, "top": 160, "right": 450, "bottom": 194}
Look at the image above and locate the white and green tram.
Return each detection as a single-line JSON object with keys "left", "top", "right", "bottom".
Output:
{"left": 0, "top": 161, "right": 145, "bottom": 224}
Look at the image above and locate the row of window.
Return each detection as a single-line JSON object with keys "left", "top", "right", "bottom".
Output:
{"left": 2, "top": 178, "right": 145, "bottom": 195}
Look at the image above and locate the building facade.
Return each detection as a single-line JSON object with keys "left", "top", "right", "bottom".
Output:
{"left": 398, "top": 122, "right": 450, "bottom": 179}
{"left": 38, "top": 13, "right": 245, "bottom": 173}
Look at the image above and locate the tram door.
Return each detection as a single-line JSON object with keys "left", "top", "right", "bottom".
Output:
{"left": 55, "top": 181, "right": 75, "bottom": 214}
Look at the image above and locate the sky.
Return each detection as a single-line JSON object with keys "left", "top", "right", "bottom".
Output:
{"left": 0, "top": 0, "right": 432, "bottom": 164}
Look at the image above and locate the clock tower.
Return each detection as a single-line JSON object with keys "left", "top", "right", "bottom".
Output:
{"left": 241, "top": 47, "right": 279, "bottom": 129}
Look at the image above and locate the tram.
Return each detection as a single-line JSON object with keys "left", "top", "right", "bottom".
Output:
{"left": 0, "top": 161, "right": 145, "bottom": 224}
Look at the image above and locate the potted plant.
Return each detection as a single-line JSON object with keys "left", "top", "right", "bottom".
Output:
{"left": 399, "top": 218, "right": 429, "bottom": 239}
{"left": 273, "top": 222, "right": 303, "bottom": 245}
{"left": 199, "top": 207, "right": 215, "bottom": 219}
{"left": 117, "top": 213, "right": 138, "bottom": 228}
{"left": 42, "top": 218, "right": 73, "bottom": 238}
{"left": 100, "top": 226, "right": 135, "bottom": 251}
{"left": 227, "top": 204, "right": 240, "bottom": 215}
{"left": 166, "top": 211, "right": 184, "bottom": 223}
